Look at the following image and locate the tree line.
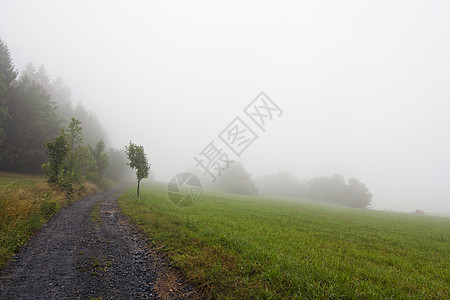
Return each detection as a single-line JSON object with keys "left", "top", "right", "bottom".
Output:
{"left": 254, "top": 172, "right": 372, "bottom": 209}
{"left": 196, "top": 162, "right": 372, "bottom": 209}
{"left": 1, "top": 37, "right": 370, "bottom": 205}
{"left": 0, "top": 38, "right": 129, "bottom": 183}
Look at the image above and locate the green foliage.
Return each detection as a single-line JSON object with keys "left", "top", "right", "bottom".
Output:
{"left": 39, "top": 199, "right": 59, "bottom": 219}
{"left": 65, "top": 118, "right": 94, "bottom": 184}
{"left": 0, "top": 40, "right": 108, "bottom": 175}
{"left": 125, "top": 141, "right": 150, "bottom": 181}
{"left": 20, "top": 62, "right": 107, "bottom": 147}
{"left": 0, "top": 39, "right": 16, "bottom": 160}
{"left": 43, "top": 119, "right": 108, "bottom": 194}
{"left": 42, "top": 131, "right": 69, "bottom": 184}
{"left": 0, "top": 39, "right": 17, "bottom": 89}
{"left": 125, "top": 141, "right": 150, "bottom": 198}
{"left": 0, "top": 75, "right": 8, "bottom": 156}
{"left": 119, "top": 183, "right": 450, "bottom": 299}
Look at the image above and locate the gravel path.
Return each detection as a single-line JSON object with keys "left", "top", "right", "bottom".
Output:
{"left": 0, "top": 189, "right": 198, "bottom": 299}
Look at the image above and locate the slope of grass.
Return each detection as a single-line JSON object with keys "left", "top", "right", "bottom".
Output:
{"left": 0, "top": 173, "right": 102, "bottom": 268}
{"left": 118, "top": 182, "right": 450, "bottom": 299}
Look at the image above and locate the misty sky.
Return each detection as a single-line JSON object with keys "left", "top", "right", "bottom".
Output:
{"left": 1, "top": 0, "right": 449, "bottom": 213}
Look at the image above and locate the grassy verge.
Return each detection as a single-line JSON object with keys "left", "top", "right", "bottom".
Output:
{"left": 118, "top": 182, "right": 450, "bottom": 299}
{"left": 90, "top": 201, "right": 102, "bottom": 226}
{"left": 0, "top": 173, "right": 102, "bottom": 269}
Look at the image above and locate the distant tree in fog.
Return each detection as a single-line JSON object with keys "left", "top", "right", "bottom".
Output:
{"left": 345, "top": 178, "right": 372, "bottom": 208}
{"left": 216, "top": 162, "right": 258, "bottom": 195}
{"left": 306, "top": 174, "right": 372, "bottom": 208}
{"left": 307, "top": 174, "right": 347, "bottom": 204}
{"left": 254, "top": 171, "right": 307, "bottom": 197}
{"left": 254, "top": 171, "right": 373, "bottom": 209}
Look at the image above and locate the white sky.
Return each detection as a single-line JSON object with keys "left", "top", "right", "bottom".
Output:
{"left": 1, "top": 0, "right": 449, "bottom": 213}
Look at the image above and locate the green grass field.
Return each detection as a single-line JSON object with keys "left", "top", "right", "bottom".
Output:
{"left": 118, "top": 182, "right": 450, "bottom": 299}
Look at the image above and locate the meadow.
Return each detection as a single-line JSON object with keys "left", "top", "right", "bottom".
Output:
{"left": 118, "top": 182, "right": 450, "bottom": 299}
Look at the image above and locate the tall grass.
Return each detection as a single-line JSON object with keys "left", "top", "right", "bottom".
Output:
{"left": 0, "top": 173, "right": 102, "bottom": 268}
{"left": 118, "top": 182, "right": 450, "bottom": 299}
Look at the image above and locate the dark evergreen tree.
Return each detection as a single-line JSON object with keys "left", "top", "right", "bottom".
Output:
{"left": 50, "top": 77, "right": 72, "bottom": 121}
{"left": 0, "top": 39, "right": 18, "bottom": 157}
{"left": 0, "top": 74, "right": 60, "bottom": 172}
{"left": 19, "top": 63, "right": 107, "bottom": 148}
{"left": 0, "top": 38, "right": 108, "bottom": 176}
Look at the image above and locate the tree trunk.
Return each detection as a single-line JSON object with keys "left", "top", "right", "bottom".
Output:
{"left": 137, "top": 179, "right": 140, "bottom": 198}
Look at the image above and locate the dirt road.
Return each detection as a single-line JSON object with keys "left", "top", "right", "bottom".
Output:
{"left": 0, "top": 189, "right": 197, "bottom": 299}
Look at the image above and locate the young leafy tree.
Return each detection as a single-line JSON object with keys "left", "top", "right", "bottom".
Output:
{"left": 65, "top": 118, "right": 97, "bottom": 184}
{"left": 125, "top": 141, "right": 150, "bottom": 198}
{"left": 42, "top": 118, "right": 98, "bottom": 194}
{"left": 42, "top": 131, "right": 69, "bottom": 185}
{"left": 66, "top": 118, "right": 83, "bottom": 171}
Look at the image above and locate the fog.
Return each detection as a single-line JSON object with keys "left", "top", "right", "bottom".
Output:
{"left": 1, "top": 0, "right": 449, "bottom": 213}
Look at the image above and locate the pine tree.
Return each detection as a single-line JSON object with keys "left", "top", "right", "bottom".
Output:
{"left": 0, "top": 39, "right": 18, "bottom": 157}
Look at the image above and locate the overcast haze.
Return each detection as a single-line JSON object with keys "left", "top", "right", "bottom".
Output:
{"left": 1, "top": 0, "right": 449, "bottom": 213}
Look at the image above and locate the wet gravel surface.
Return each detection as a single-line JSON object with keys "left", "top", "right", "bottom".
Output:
{"left": 0, "top": 189, "right": 198, "bottom": 299}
